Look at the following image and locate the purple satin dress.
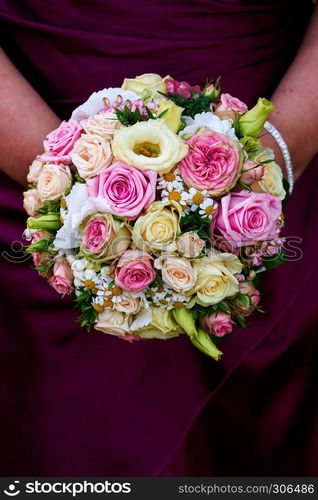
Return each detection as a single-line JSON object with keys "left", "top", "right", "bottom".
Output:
{"left": 0, "top": 0, "right": 317, "bottom": 476}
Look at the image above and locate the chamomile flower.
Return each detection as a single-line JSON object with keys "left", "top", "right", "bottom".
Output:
{"left": 111, "top": 295, "right": 123, "bottom": 304}
{"left": 157, "top": 169, "right": 184, "bottom": 193}
{"left": 199, "top": 198, "right": 218, "bottom": 219}
{"left": 93, "top": 295, "right": 105, "bottom": 306}
{"left": 181, "top": 188, "right": 207, "bottom": 211}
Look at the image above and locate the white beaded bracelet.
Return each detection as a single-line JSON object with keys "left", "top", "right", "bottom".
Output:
{"left": 263, "top": 120, "right": 294, "bottom": 194}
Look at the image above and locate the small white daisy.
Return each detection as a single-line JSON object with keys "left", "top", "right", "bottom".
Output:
{"left": 199, "top": 198, "right": 218, "bottom": 220}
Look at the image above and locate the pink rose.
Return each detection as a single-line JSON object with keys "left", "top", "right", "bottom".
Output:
{"left": 30, "top": 231, "right": 52, "bottom": 269}
{"left": 48, "top": 260, "right": 74, "bottom": 295}
{"left": 114, "top": 250, "right": 155, "bottom": 293}
{"left": 81, "top": 213, "right": 131, "bottom": 261}
{"left": 121, "top": 334, "right": 142, "bottom": 343}
{"left": 165, "top": 78, "right": 201, "bottom": 98}
{"left": 236, "top": 282, "right": 260, "bottom": 316}
{"left": 82, "top": 215, "right": 115, "bottom": 254}
{"left": 215, "top": 190, "right": 282, "bottom": 248}
{"left": 200, "top": 312, "right": 233, "bottom": 337}
{"left": 239, "top": 281, "right": 260, "bottom": 306}
{"left": 251, "top": 289, "right": 260, "bottom": 307}
{"left": 215, "top": 93, "right": 248, "bottom": 115}
{"left": 240, "top": 160, "right": 265, "bottom": 185}
{"left": 38, "top": 120, "right": 82, "bottom": 164}
{"left": 179, "top": 131, "right": 242, "bottom": 197}
{"left": 87, "top": 161, "right": 157, "bottom": 220}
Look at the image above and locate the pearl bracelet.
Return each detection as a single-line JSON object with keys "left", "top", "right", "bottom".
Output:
{"left": 263, "top": 120, "right": 294, "bottom": 194}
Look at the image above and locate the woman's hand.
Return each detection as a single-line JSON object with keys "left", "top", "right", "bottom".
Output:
{"left": 261, "top": 6, "right": 318, "bottom": 182}
{"left": 0, "top": 48, "right": 61, "bottom": 185}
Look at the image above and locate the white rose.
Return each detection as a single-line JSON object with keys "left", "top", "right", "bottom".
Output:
{"left": 27, "top": 160, "right": 43, "bottom": 184}
{"left": 81, "top": 112, "right": 120, "bottom": 140}
{"left": 176, "top": 232, "right": 205, "bottom": 258}
{"left": 71, "top": 133, "right": 113, "bottom": 178}
{"left": 23, "top": 188, "right": 42, "bottom": 216}
{"left": 155, "top": 254, "right": 197, "bottom": 293}
{"left": 37, "top": 164, "right": 72, "bottom": 201}
{"left": 188, "top": 251, "right": 242, "bottom": 305}
{"left": 94, "top": 309, "right": 131, "bottom": 337}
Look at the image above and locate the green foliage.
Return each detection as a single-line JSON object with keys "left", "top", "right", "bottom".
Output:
{"left": 74, "top": 288, "right": 98, "bottom": 331}
{"left": 192, "top": 303, "right": 217, "bottom": 320}
{"left": 261, "top": 249, "right": 288, "bottom": 272}
{"left": 38, "top": 200, "right": 61, "bottom": 215}
{"left": 192, "top": 301, "right": 230, "bottom": 321}
{"left": 150, "top": 271, "right": 164, "bottom": 289}
{"left": 34, "top": 260, "right": 54, "bottom": 275}
{"left": 161, "top": 93, "right": 211, "bottom": 118}
{"left": 114, "top": 104, "right": 168, "bottom": 127}
{"left": 115, "top": 105, "right": 152, "bottom": 126}
{"left": 180, "top": 211, "right": 211, "bottom": 244}
{"left": 74, "top": 172, "right": 86, "bottom": 183}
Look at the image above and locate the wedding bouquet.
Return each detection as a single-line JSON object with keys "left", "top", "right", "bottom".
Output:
{"left": 23, "top": 73, "right": 287, "bottom": 360}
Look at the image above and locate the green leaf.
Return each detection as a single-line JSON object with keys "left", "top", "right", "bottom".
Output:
{"left": 192, "top": 303, "right": 217, "bottom": 320}
{"left": 34, "top": 260, "right": 54, "bottom": 275}
{"left": 38, "top": 200, "right": 61, "bottom": 215}
{"left": 74, "top": 172, "right": 86, "bottom": 184}
{"left": 74, "top": 287, "right": 98, "bottom": 332}
{"left": 114, "top": 105, "right": 153, "bottom": 126}
{"left": 261, "top": 249, "right": 288, "bottom": 272}
{"left": 156, "top": 108, "right": 169, "bottom": 119}
{"left": 159, "top": 92, "right": 211, "bottom": 118}
{"left": 180, "top": 210, "right": 212, "bottom": 246}
{"left": 235, "top": 316, "right": 249, "bottom": 328}
{"left": 150, "top": 271, "right": 164, "bottom": 289}
{"left": 217, "top": 302, "right": 230, "bottom": 314}
{"left": 145, "top": 107, "right": 154, "bottom": 119}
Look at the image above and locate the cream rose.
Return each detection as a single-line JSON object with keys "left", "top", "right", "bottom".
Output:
{"left": 121, "top": 73, "right": 169, "bottom": 99}
{"left": 188, "top": 251, "right": 242, "bottom": 305}
{"left": 154, "top": 254, "right": 197, "bottom": 293}
{"left": 248, "top": 146, "right": 286, "bottom": 200}
{"left": 133, "top": 308, "right": 182, "bottom": 339}
{"left": 176, "top": 232, "right": 205, "bottom": 258}
{"left": 114, "top": 295, "right": 142, "bottom": 315}
{"left": 71, "top": 133, "right": 113, "bottom": 178}
{"left": 112, "top": 119, "right": 188, "bottom": 175}
{"left": 132, "top": 200, "right": 182, "bottom": 253}
{"left": 81, "top": 111, "right": 120, "bottom": 140}
{"left": 23, "top": 188, "right": 43, "bottom": 216}
{"left": 37, "top": 164, "right": 72, "bottom": 201}
{"left": 258, "top": 162, "right": 286, "bottom": 200}
{"left": 27, "top": 160, "right": 43, "bottom": 184}
{"left": 94, "top": 309, "right": 131, "bottom": 337}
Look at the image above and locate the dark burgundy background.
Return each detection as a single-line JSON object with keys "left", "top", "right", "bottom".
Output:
{"left": 0, "top": 0, "right": 317, "bottom": 476}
